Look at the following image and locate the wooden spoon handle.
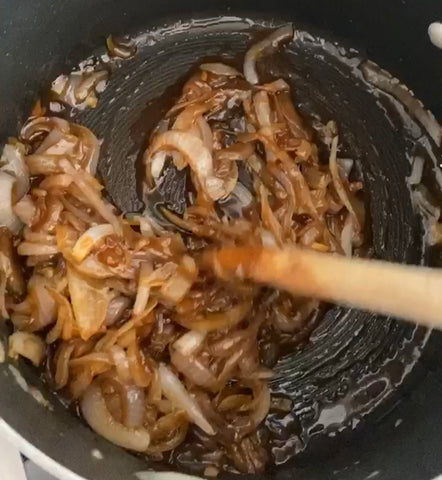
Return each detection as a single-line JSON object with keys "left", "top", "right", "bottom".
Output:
{"left": 207, "top": 247, "right": 442, "bottom": 329}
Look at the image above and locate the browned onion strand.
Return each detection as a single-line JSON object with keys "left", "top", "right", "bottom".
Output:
{"left": 0, "top": 28, "right": 369, "bottom": 476}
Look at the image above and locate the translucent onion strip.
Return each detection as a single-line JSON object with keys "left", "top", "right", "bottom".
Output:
{"left": 81, "top": 382, "right": 151, "bottom": 451}
{"left": 158, "top": 364, "right": 215, "bottom": 435}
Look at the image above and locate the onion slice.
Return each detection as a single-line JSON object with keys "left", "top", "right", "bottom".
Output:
{"left": 147, "top": 131, "right": 225, "bottom": 201}
{"left": 244, "top": 24, "right": 294, "bottom": 84}
{"left": 173, "top": 330, "right": 206, "bottom": 356}
{"left": 8, "top": 331, "right": 45, "bottom": 366}
{"left": 158, "top": 364, "right": 215, "bottom": 435}
{"left": 59, "top": 159, "right": 122, "bottom": 235}
{"left": 0, "top": 143, "right": 29, "bottom": 200}
{"left": 250, "top": 383, "right": 271, "bottom": 426}
{"left": 72, "top": 224, "right": 114, "bottom": 262}
{"left": 81, "top": 382, "right": 151, "bottom": 451}
{"left": 200, "top": 63, "right": 242, "bottom": 76}
{"left": 67, "top": 265, "right": 109, "bottom": 340}
{"left": 0, "top": 172, "right": 22, "bottom": 234}
{"left": 329, "top": 136, "right": 359, "bottom": 226}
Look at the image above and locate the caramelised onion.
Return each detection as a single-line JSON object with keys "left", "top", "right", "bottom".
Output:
{"left": 20, "top": 116, "right": 70, "bottom": 142}
{"left": 197, "top": 116, "right": 213, "bottom": 152}
{"left": 81, "top": 381, "right": 151, "bottom": 451}
{"left": 340, "top": 213, "right": 355, "bottom": 257}
{"left": 75, "top": 71, "right": 109, "bottom": 104}
{"left": 250, "top": 384, "right": 271, "bottom": 427}
{"left": 254, "top": 91, "right": 272, "bottom": 127}
{"left": 59, "top": 159, "right": 122, "bottom": 235}
{"left": 133, "top": 261, "right": 153, "bottom": 315}
{"left": 67, "top": 265, "right": 109, "bottom": 340}
{"left": 13, "top": 195, "right": 36, "bottom": 225}
{"left": 17, "top": 242, "right": 59, "bottom": 256}
{"left": 244, "top": 24, "right": 294, "bottom": 84}
{"left": 329, "top": 136, "right": 356, "bottom": 218}
{"left": 180, "top": 302, "right": 252, "bottom": 332}
{"left": 8, "top": 331, "right": 46, "bottom": 366}
{"left": 147, "top": 131, "right": 225, "bottom": 201}
{"left": 70, "top": 124, "right": 101, "bottom": 175}
{"left": 28, "top": 276, "right": 57, "bottom": 329}
{"left": 171, "top": 349, "right": 217, "bottom": 389}
{"left": 0, "top": 172, "right": 22, "bottom": 234}
{"left": 3, "top": 30, "right": 369, "bottom": 474}
{"left": 1, "top": 142, "right": 29, "bottom": 200}
{"left": 105, "top": 296, "right": 131, "bottom": 326}
{"left": 200, "top": 63, "right": 242, "bottom": 77}
{"left": 0, "top": 261, "right": 8, "bottom": 319}
{"left": 159, "top": 364, "right": 215, "bottom": 435}
{"left": 259, "top": 184, "right": 284, "bottom": 246}
{"left": 106, "top": 35, "right": 137, "bottom": 59}
{"left": 173, "top": 330, "right": 206, "bottom": 356}
{"left": 72, "top": 223, "right": 114, "bottom": 262}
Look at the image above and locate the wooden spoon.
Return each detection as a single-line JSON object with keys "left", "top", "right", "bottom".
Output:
{"left": 204, "top": 247, "right": 442, "bottom": 329}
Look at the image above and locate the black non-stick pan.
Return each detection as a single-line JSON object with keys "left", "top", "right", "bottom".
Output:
{"left": 1, "top": 1, "right": 442, "bottom": 479}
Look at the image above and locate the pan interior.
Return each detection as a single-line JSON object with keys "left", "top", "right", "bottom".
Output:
{"left": 4, "top": 15, "right": 442, "bottom": 477}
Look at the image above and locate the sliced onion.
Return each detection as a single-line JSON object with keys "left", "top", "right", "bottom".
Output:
{"left": 72, "top": 224, "right": 114, "bottom": 262}
{"left": 259, "top": 184, "right": 284, "bottom": 246}
{"left": 120, "top": 384, "right": 146, "bottom": 428}
{"left": 17, "top": 242, "right": 59, "bottom": 256}
{"left": 197, "top": 116, "right": 213, "bottom": 152}
{"left": 105, "top": 296, "right": 131, "bottom": 326}
{"left": 59, "top": 159, "right": 122, "bottom": 235}
{"left": 148, "top": 131, "right": 225, "bottom": 201}
{"left": 23, "top": 227, "right": 55, "bottom": 245}
{"left": 46, "top": 288, "right": 75, "bottom": 343}
{"left": 81, "top": 382, "right": 151, "bottom": 451}
{"left": 340, "top": 213, "right": 355, "bottom": 257}
{"left": 26, "top": 154, "right": 63, "bottom": 175}
{"left": 244, "top": 24, "right": 294, "bottom": 84}
{"left": 8, "top": 331, "right": 45, "bottom": 366}
{"left": 200, "top": 63, "right": 242, "bottom": 76}
{"left": 171, "top": 350, "right": 217, "bottom": 389}
{"left": 107, "top": 35, "right": 137, "bottom": 59}
{"left": 158, "top": 364, "right": 215, "bottom": 435}
{"left": 67, "top": 264, "right": 109, "bottom": 340}
{"left": 20, "top": 116, "right": 70, "bottom": 142}
{"left": 55, "top": 342, "right": 76, "bottom": 388}
{"left": 337, "top": 158, "right": 354, "bottom": 178}
{"left": 250, "top": 384, "right": 271, "bottom": 427}
{"left": 0, "top": 172, "right": 22, "bottom": 233}
{"left": 109, "top": 345, "right": 131, "bottom": 381}
{"left": 150, "top": 151, "right": 167, "bottom": 180}
{"left": 160, "top": 266, "right": 194, "bottom": 305}
{"left": 0, "top": 259, "right": 8, "bottom": 318}
{"left": 75, "top": 70, "right": 109, "bottom": 103}
{"left": 0, "top": 143, "right": 29, "bottom": 200}
{"left": 36, "top": 131, "right": 77, "bottom": 156}
{"left": 173, "top": 330, "right": 206, "bottom": 356}
{"left": 13, "top": 195, "right": 36, "bottom": 225}
{"left": 28, "top": 277, "right": 57, "bottom": 329}
{"left": 408, "top": 156, "right": 424, "bottom": 186}
{"left": 274, "top": 91, "right": 309, "bottom": 139}
{"left": 254, "top": 91, "right": 272, "bottom": 127}
{"left": 39, "top": 174, "right": 73, "bottom": 190}
{"left": 215, "top": 142, "right": 255, "bottom": 163}
{"left": 329, "top": 136, "right": 358, "bottom": 225}
{"left": 181, "top": 302, "right": 252, "bottom": 332}
{"left": 70, "top": 123, "right": 101, "bottom": 175}
{"left": 258, "top": 78, "right": 290, "bottom": 92}
{"left": 133, "top": 261, "right": 153, "bottom": 315}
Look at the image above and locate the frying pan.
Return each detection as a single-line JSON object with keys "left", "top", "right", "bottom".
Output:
{"left": 1, "top": 0, "right": 442, "bottom": 479}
